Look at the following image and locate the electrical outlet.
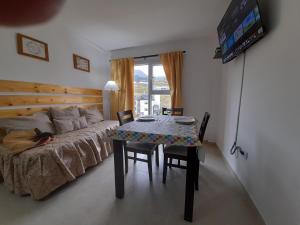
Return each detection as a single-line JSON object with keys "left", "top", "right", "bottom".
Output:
{"left": 239, "top": 149, "right": 248, "bottom": 160}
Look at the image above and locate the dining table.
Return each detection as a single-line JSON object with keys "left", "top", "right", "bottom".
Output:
{"left": 112, "top": 115, "right": 201, "bottom": 222}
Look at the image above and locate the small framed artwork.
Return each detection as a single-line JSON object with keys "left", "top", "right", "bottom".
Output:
{"left": 73, "top": 54, "right": 90, "bottom": 72}
{"left": 16, "top": 33, "right": 49, "bottom": 61}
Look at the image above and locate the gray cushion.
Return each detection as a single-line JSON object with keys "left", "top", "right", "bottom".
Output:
{"left": 72, "top": 117, "right": 88, "bottom": 130}
{"left": 163, "top": 145, "right": 188, "bottom": 156}
{"left": 50, "top": 106, "right": 80, "bottom": 120}
{"left": 0, "top": 112, "right": 55, "bottom": 134}
{"left": 126, "top": 142, "right": 157, "bottom": 153}
{"left": 53, "top": 116, "right": 88, "bottom": 134}
{"left": 79, "top": 107, "right": 104, "bottom": 125}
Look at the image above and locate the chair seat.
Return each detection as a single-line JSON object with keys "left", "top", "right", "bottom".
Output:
{"left": 163, "top": 145, "right": 188, "bottom": 157}
{"left": 126, "top": 142, "right": 157, "bottom": 153}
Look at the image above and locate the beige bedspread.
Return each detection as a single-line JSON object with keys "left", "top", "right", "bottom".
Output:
{"left": 0, "top": 120, "right": 119, "bottom": 200}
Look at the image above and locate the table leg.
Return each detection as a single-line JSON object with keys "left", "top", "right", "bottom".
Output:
{"left": 184, "top": 146, "right": 197, "bottom": 222}
{"left": 113, "top": 139, "right": 124, "bottom": 199}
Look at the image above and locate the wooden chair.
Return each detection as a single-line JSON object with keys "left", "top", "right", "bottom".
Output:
{"left": 117, "top": 110, "right": 159, "bottom": 182}
{"left": 162, "top": 107, "right": 184, "bottom": 166}
{"left": 162, "top": 112, "right": 210, "bottom": 190}
{"left": 162, "top": 107, "right": 184, "bottom": 116}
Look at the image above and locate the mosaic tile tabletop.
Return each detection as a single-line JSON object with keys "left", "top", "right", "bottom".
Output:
{"left": 113, "top": 116, "right": 201, "bottom": 146}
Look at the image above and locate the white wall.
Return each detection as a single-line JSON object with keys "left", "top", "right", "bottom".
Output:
{"left": 217, "top": 0, "right": 300, "bottom": 224}
{"left": 111, "top": 38, "right": 222, "bottom": 141}
{"left": 0, "top": 23, "right": 110, "bottom": 118}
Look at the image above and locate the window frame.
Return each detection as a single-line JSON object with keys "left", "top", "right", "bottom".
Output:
{"left": 134, "top": 58, "right": 170, "bottom": 115}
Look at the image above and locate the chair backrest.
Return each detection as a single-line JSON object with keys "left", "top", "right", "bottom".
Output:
{"left": 162, "top": 107, "right": 184, "bottom": 116}
{"left": 117, "top": 110, "right": 134, "bottom": 126}
{"left": 198, "top": 112, "right": 210, "bottom": 143}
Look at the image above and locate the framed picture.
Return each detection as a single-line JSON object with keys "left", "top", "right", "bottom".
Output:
{"left": 73, "top": 54, "right": 90, "bottom": 72}
{"left": 16, "top": 33, "right": 49, "bottom": 61}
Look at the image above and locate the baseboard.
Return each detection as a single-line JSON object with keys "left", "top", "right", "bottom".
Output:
{"left": 215, "top": 143, "right": 267, "bottom": 225}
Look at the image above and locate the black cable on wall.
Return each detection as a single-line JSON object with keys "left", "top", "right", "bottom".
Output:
{"left": 230, "top": 52, "right": 246, "bottom": 156}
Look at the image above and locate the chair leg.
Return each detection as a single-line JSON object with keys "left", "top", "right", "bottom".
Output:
{"left": 155, "top": 146, "right": 159, "bottom": 167}
{"left": 194, "top": 158, "right": 199, "bottom": 191}
{"left": 147, "top": 153, "right": 153, "bottom": 182}
{"left": 124, "top": 149, "right": 129, "bottom": 174}
{"left": 169, "top": 158, "right": 173, "bottom": 168}
{"left": 134, "top": 152, "right": 137, "bottom": 164}
{"left": 163, "top": 155, "right": 168, "bottom": 184}
{"left": 178, "top": 159, "right": 180, "bottom": 166}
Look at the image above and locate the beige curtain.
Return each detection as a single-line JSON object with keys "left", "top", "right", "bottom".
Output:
{"left": 160, "top": 51, "right": 183, "bottom": 108}
{"left": 110, "top": 58, "right": 134, "bottom": 120}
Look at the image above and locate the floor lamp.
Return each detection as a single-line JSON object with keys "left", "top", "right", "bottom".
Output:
{"left": 104, "top": 80, "right": 119, "bottom": 119}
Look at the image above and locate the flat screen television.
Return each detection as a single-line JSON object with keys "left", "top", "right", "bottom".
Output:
{"left": 217, "top": 0, "right": 265, "bottom": 63}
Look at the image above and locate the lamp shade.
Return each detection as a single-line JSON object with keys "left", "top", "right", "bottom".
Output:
{"left": 104, "top": 80, "right": 119, "bottom": 91}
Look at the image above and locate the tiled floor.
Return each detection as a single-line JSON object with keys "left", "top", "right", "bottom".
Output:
{"left": 0, "top": 143, "right": 265, "bottom": 225}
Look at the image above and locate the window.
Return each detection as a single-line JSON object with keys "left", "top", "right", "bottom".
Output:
{"left": 134, "top": 63, "right": 171, "bottom": 117}
{"left": 152, "top": 65, "right": 169, "bottom": 91}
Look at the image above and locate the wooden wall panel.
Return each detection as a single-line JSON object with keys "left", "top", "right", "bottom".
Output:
{"left": 0, "top": 80, "right": 102, "bottom": 96}
{"left": 0, "top": 96, "right": 102, "bottom": 107}
{"left": 0, "top": 80, "right": 104, "bottom": 118}
{"left": 0, "top": 104, "right": 103, "bottom": 118}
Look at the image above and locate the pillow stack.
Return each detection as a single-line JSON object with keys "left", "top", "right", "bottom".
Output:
{"left": 0, "top": 106, "right": 105, "bottom": 138}
{"left": 50, "top": 107, "right": 88, "bottom": 134}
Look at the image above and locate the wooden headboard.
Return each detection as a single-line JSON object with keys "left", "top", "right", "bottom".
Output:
{"left": 0, "top": 80, "right": 103, "bottom": 118}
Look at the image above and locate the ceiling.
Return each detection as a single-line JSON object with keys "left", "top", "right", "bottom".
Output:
{"left": 53, "top": 0, "right": 230, "bottom": 51}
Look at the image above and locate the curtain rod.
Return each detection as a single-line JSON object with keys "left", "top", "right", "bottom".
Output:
{"left": 109, "top": 51, "right": 186, "bottom": 62}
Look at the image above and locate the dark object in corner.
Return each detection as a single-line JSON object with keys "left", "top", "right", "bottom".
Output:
{"left": 213, "top": 47, "right": 222, "bottom": 59}
{"left": 0, "top": 0, "right": 65, "bottom": 26}
{"left": 33, "top": 128, "right": 54, "bottom": 143}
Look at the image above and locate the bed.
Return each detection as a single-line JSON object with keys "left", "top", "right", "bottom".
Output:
{"left": 0, "top": 80, "right": 118, "bottom": 200}
{"left": 0, "top": 120, "right": 118, "bottom": 200}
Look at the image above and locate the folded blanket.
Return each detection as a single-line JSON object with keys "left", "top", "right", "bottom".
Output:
{"left": 3, "top": 129, "right": 53, "bottom": 154}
